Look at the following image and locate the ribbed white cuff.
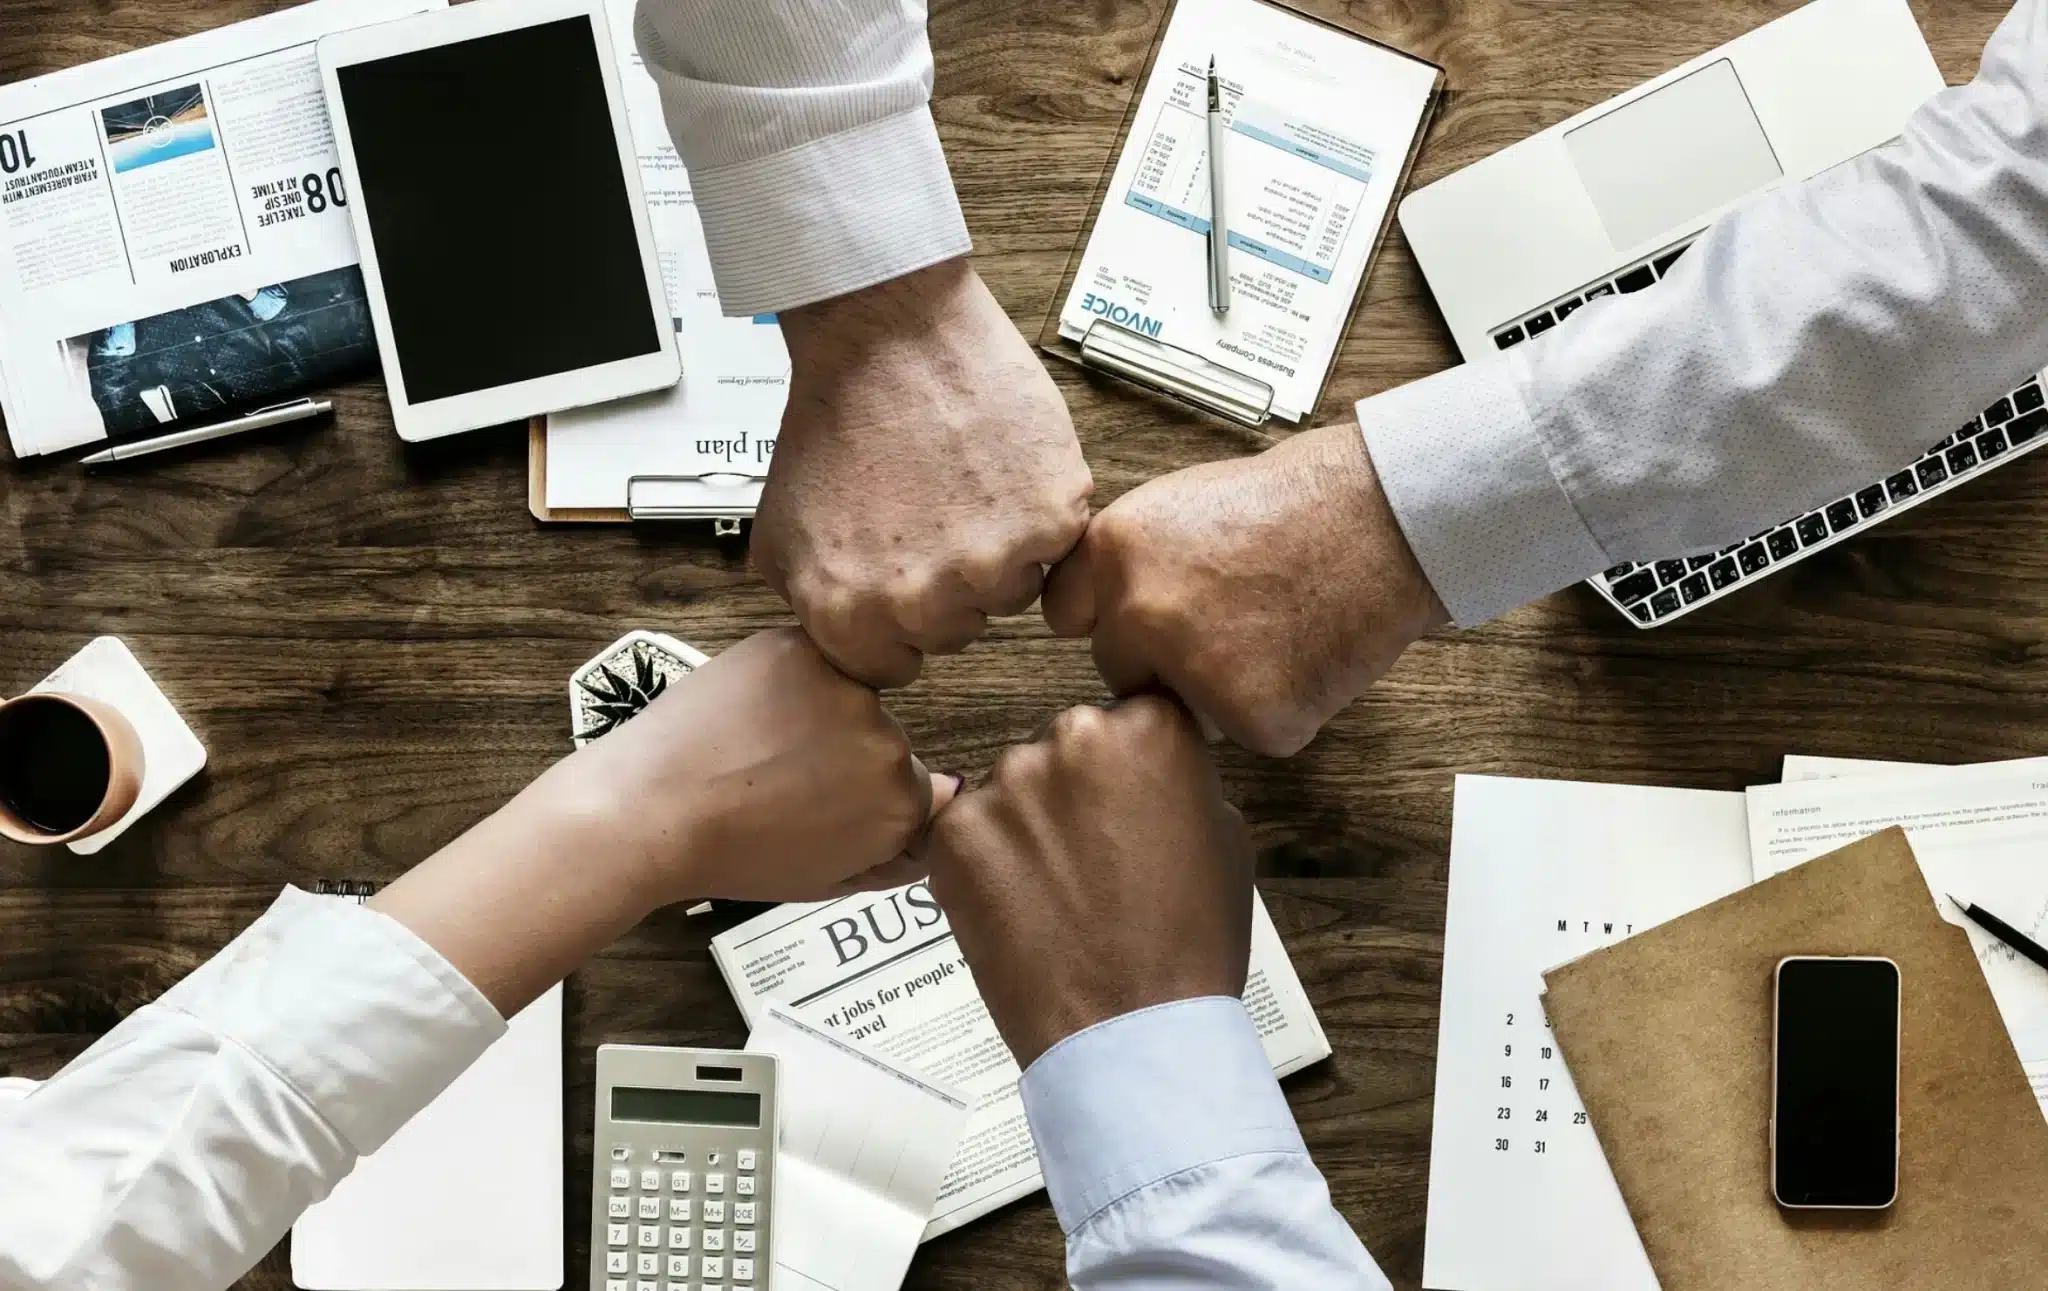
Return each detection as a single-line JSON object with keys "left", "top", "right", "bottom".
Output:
{"left": 690, "top": 107, "right": 973, "bottom": 318}
{"left": 1360, "top": 361, "right": 1611, "bottom": 626}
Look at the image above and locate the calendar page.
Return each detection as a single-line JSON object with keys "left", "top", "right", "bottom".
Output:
{"left": 1423, "top": 776, "right": 1752, "bottom": 1291}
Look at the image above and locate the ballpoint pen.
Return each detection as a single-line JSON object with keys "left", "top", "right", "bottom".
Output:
{"left": 78, "top": 397, "right": 333, "bottom": 465}
{"left": 1948, "top": 893, "right": 2048, "bottom": 973}
{"left": 1206, "top": 56, "right": 1231, "bottom": 314}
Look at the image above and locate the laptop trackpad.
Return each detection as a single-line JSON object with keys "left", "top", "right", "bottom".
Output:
{"left": 1564, "top": 58, "right": 1782, "bottom": 252}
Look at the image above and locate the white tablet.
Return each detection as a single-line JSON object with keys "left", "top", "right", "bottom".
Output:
{"left": 319, "top": 0, "right": 678, "bottom": 442}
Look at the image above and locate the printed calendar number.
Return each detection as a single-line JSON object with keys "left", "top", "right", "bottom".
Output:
{"left": 1494, "top": 1138, "right": 1509, "bottom": 1151}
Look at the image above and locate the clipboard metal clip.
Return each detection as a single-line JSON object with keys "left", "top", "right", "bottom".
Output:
{"left": 627, "top": 472, "right": 766, "bottom": 535}
{"left": 1076, "top": 320, "right": 1275, "bottom": 428}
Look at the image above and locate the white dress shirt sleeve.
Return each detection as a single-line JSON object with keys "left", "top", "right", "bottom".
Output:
{"left": 1019, "top": 997, "right": 1391, "bottom": 1290}
{"left": 0, "top": 887, "right": 504, "bottom": 1291}
{"left": 1361, "top": 0, "right": 2048, "bottom": 625}
{"left": 633, "top": 0, "right": 973, "bottom": 317}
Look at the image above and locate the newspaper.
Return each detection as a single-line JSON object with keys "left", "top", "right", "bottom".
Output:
{"left": 0, "top": 0, "right": 440, "bottom": 457}
{"left": 711, "top": 882, "right": 1332, "bottom": 1240}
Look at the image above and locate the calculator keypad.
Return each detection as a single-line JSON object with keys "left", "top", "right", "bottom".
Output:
{"left": 599, "top": 1141, "right": 765, "bottom": 1290}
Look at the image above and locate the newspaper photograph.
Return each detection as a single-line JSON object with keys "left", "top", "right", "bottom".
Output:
{"left": 60, "top": 266, "right": 372, "bottom": 438}
{"left": 0, "top": 0, "right": 440, "bottom": 457}
{"left": 711, "top": 882, "right": 1331, "bottom": 1240}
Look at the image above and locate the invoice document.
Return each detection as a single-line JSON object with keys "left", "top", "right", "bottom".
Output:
{"left": 1424, "top": 775, "right": 1753, "bottom": 1291}
{"left": 1750, "top": 755, "right": 2048, "bottom": 1114}
{"left": 544, "top": 0, "right": 788, "bottom": 511}
{"left": 1056, "top": 0, "right": 1436, "bottom": 421}
{"left": 745, "top": 1006, "right": 971, "bottom": 1291}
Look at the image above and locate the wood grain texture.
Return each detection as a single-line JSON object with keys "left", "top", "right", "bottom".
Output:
{"left": 0, "top": 0, "right": 2034, "bottom": 1286}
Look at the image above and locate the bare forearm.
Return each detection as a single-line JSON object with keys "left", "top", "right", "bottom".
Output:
{"left": 370, "top": 759, "right": 673, "bottom": 1016}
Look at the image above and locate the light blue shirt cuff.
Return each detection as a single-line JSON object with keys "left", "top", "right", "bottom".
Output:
{"left": 1359, "top": 360, "right": 1611, "bottom": 627}
{"left": 1018, "top": 997, "right": 1304, "bottom": 1234}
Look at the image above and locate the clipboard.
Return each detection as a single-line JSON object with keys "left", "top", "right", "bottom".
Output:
{"left": 1036, "top": 0, "right": 1443, "bottom": 430}
{"left": 527, "top": 416, "right": 761, "bottom": 532}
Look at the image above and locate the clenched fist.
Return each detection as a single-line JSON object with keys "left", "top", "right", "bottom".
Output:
{"left": 756, "top": 258, "right": 1094, "bottom": 688}
{"left": 920, "top": 696, "right": 1253, "bottom": 1068}
{"left": 1042, "top": 423, "right": 1448, "bottom": 756}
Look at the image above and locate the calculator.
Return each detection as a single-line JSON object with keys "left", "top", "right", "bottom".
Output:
{"left": 591, "top": 1045, "right": 777, "bottom": 1291}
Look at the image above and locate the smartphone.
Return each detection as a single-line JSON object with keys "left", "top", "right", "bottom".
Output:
{"left": 1772, "top": 955, "right": 1901, "bottom": 1209}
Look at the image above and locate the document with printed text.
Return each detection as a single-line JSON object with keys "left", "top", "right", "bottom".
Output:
{"left": 711, "top": 880, "right": 1330, "bottom": 1240}
{"left": 1056, "top": 0, "right": 1435, "bottom": 421}
{"left": 1425, "top": 775, "right": 1755, "bottom": 1291}
{"left": 1750, "top": 754, "right": 2048, "bottom": 1114}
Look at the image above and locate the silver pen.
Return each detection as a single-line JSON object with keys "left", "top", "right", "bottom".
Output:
{"left": 78, "top": 398, "right": 333, "bottom": 465}
{"left": 1206, "top": 56, "right": 1231, "bottom": 314}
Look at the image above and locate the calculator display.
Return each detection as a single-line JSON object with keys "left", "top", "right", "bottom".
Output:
{"left": 613, "top": 1086, "right": 762, "bottom": 1127}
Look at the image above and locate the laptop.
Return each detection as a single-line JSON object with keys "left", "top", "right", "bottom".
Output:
{"left": 1400, "top": 0, "right": 2048, "bottom": 627}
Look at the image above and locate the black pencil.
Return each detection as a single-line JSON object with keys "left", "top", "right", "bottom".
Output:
{"left": 1948, "top": 894, "right": 2048, "bottom": 973}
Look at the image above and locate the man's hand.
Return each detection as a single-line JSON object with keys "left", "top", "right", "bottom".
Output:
{"left": 1042, "top": 423, "right": 1448, "bottom": 757}
{"left": 757, "top": 258, "right": 1094, "bottom": 688}
{"left": 920, "top": 696, "right": 1252, "bottom": 1068}
{"left": 562, "top": 628, "right": 957, "bottom": 907}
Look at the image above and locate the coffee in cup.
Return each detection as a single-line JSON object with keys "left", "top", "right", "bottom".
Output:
{"left": 0, "top": 692, "right": 145, "bottom": 845}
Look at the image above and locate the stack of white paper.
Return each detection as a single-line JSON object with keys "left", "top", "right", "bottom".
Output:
{"left": 746, "top": 1006, "right": 972, "bottom": 1291}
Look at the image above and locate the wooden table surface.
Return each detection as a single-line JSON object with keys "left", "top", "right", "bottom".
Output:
{"left": 0, "top": 0, "right": 2034, "bottom": 1285}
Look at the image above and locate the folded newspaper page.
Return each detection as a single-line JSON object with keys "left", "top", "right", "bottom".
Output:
{"left": 712, "top": 883, "right": 1332, "bottom": 1240}
{"left": 0, "top": 0, "right": 440, "bottom": 458}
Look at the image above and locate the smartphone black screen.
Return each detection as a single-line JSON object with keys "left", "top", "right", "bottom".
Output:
{"left": 1774, "top": 957, "right": 1900, "bottom": 1207}
{"left": 335, "top": 16, "right": 662, "bottom": 404}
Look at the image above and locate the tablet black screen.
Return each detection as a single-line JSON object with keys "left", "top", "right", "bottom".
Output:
{"left": 336, "top": 15, "right": 662, "bottom": 404}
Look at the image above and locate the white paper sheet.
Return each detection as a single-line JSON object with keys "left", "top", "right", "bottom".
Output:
{"left": 1779, "top": 754, "right": 1939, "bottom": 782}
{"left": 293, "top": 986, "right": 564, "bottom": 1290}
{"left": 1424, "top": 775, "right": 1754, "bottom": 1291}
{"left": 746, "top": 1006, "right": 970, "bottom": 1291}
{"left": 542, "top": 0, "right": 788, "bottom": 511}
{"left": 1750, "top": 756, "right": 2048, "bottom": 1113}
{"left": 1056, "top": 0, "right": 1435, "bottom": 421}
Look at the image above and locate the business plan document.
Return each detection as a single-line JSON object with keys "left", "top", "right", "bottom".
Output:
{"left": 1750, "top": 755, "right": 2048, "bottom": 1114}
{"left": 1056, "top": 0, "right": 1436, "bottom": 420}
{"left": 1425, "top": 775, "right": 1754, "bottom": 1291}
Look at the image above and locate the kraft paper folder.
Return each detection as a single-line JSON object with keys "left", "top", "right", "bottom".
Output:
{"left": 1541, "top": 828, "right": 2048, "bottom": 1289}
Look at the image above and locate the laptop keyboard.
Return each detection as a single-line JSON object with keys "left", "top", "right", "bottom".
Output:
{"left": 1486, "top": 235, "right": 2048, "bottom": 628}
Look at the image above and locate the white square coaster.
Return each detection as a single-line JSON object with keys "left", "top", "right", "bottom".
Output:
{"left": 29, "top": 636, "right": 207, "bottom": 854}
{"left": 569, "top": 630, "right": 708, "bottom": 747}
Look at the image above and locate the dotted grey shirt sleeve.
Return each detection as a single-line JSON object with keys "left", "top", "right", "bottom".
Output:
{"left": 634, "top": 0, "right": 972, "bottom": 318}
{"left": 1362, "top": 0, "right": 2048, "bottom": 627}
